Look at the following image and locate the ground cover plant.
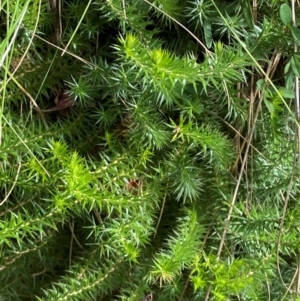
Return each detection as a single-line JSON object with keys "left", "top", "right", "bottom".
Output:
{"left": 1, "top": 0, "right": 300, "bottom": 300}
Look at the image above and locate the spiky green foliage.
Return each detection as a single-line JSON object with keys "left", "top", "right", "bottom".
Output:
{"left": 1, "top": 0, "right": 300, "bottom": 300}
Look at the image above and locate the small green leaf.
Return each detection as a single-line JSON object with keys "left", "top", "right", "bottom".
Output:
{"left": 292, "top": 27, "right": 300, "bottom": 46}
{"left": 203, "top": 20, "right": 212, "bottom": 49}
{"left": 280, "top": 4, "right": 292, "bottom": 25}
{"left": 284, "top": 59, "right": 291, "bottom": 75}
{"left": 290, "top": 55, "right": 300, "bottom": 77}
{"left": 256, "top": 79, "right": 266, "bottom": 91}
{"left": 263, "top": 98, "right": 274, "bottom": 114}
{"left": 215, "top": 41, "right": 223, "bottom": 56}
{"left": 268, "top": 86, "right": 294, "bottom": 98}
{"left": 285, "top": 72, "right": 294, "bottom": 90}
{"left": 279, "top": 87, "right": 294, "bottom": 99}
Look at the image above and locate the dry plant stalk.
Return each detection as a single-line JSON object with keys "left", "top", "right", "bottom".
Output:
{"left": 41, "top": 88, "right": 75, "bottom": 114}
